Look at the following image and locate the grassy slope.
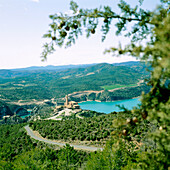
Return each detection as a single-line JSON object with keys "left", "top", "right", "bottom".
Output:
{"left": 101, "top": 84, "right": 137, "bottom": 90}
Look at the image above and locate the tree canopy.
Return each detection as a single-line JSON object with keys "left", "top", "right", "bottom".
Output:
{"left": 42, "top": 0, "right": 170, "bottom": 169}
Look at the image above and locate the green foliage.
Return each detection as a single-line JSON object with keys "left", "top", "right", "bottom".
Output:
{"left": 0, "top": 124, "right": 89, "bottom": 169}
{"left": 29, "top": 113, "right": 116, "bottom": 144}
{"left": 41, "top": 0, "right": 170, "bottom": 169}
{"left": 12, "top": 144, "right": 87, "bottom": 170}
{"left": 101, "top": 84, "right": 137, "bottom": 90}
{"left": 79, "top": 110, "right": 104, "bottom": 117}
{"left": 41, "top": 0, "right": 154, "bottom": 56}
{"left": 29, "top": 110, "right": 153, "bottom": 148}
{"left": 0, "top": 124, "right": 36, "bottom": 162}
{"left": 1, "top": 0, "right": 169, "bottom": 169}
{"left": 85, "top": 139, "right": 137, "bottom": 170}
{"left": 95, "top": 85, "right": 150, "bottom": 101}
{"left": 0, "top": 63, "right": 148, "bottom": 101}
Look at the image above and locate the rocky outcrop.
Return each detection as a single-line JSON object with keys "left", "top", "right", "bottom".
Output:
{"left": 0, "top": 100, "right": 13, "bottom": 119}
{"left": 0, "top": 100, "right": 29, "bottom": 120}
{"left": 68, "top": 84, "right": 150, "bottom": 102}
{"left": 0, "top": 115, "right": 29, "bottom": 125}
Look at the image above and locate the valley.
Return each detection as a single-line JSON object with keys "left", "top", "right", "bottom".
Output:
{"left": 0, "top": 61, "right": 150, "bottom": 123}
{"left": 0, "top": 0, "right": 168, "bottom": 168}
{"left": 0, "top": 61, "right": 152, "bottom": 167}
{"left": 0, "top": 61, "right": 168, "bottom": 169}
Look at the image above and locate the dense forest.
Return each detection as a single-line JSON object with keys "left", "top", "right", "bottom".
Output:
{"left": 29, "top": 111, "right": 153, "bottom": 147}
{"left": 29, "top": 114, "right": 114, "bottom": 144}
{"left": 0, "top": 123, "right": 89, "bottom": 169}
{"left": 0, "top": 109, "right": 156, "bottom": 169}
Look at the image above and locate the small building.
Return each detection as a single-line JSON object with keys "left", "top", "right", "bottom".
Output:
{"left": 3, "top": 115, "right": 10, "bottom": 119}
{"left": 64, "top": 95, "right": 80, "bottom": 109}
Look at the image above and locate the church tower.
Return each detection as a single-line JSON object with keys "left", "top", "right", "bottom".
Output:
{"left": 65, "top": 95, "right": 68, "bottom": 106}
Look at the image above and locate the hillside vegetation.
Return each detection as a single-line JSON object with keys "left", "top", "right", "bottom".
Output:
{"left": 29, "top": 111, "right": 153, "bottom": 147}
{"left": 0, "top": 123, "right": 89, "bottom": 169}
{"left": 0, "top": 62, "right": 149, "bottom": 101}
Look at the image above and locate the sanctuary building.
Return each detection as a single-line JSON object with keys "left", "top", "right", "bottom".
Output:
{"left": 64, "top": 95, "right": 80, "bottom": 109}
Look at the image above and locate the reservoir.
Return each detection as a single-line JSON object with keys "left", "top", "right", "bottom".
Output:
{"left": 20, "top": 110, "right": 32, "bottom": 118}
{"left": 78, "top": 98, "right": 140, "bottom": 114}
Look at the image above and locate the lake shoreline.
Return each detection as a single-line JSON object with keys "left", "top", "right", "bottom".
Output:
{"left": 78, "top": 96, "right": 141, "bottom": 104}
{"left": 78, "top": 98, "right": 141, "bottom": 114}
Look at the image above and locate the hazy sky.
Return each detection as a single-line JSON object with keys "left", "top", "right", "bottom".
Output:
{"left": 0, "top": 0, "right": 160, "bottom": 69}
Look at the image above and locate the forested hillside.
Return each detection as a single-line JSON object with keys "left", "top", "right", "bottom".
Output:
{"left": 70, "top": 85, "right": 150, "bottom": 102}
{"left": 28, "top": 111, "right": 153, "bottom": 146}
{"left": 0, "top": 109, "right": 155, "bottom": 169}
{"left": 0, "top": 62, "right": 149, "bottom": 101}
{"left": 0, "top": 123, "right": 89, "bottom": 169}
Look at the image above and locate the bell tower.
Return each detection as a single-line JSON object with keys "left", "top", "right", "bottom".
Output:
{"left": 65, "top": 95, "right": 68, "bottom": 106}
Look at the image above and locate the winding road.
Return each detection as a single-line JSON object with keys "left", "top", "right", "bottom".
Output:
{"left": 24, "top": 125, "right": 103, "bottom": 152}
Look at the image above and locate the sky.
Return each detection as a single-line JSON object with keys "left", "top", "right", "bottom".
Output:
{"left": 0, "top": 0, "right": 160, "bottom": 69}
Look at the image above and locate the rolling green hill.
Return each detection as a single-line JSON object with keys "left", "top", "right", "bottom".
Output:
{"left": 0, "top": 62, "right": 149, "bottom": 101}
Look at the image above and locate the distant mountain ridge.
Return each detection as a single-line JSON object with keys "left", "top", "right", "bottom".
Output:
{"left": 1, "top": 61, "right": 140, "bottom": 71}
{"left": 0, "top": 63, "right": 95, "bottom": 78}
{"left": 10, "top": 63, "right": 96, "bottom": 71}
{"left": 0, "top": 61, "right": 141, "bottom": 79}
{"left": 112, "top": 61, "right": 141, "bottom": 66}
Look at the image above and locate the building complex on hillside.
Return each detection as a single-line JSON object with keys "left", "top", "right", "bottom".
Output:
{"left": 55, "top": 95, "right": 80, "bottom": 111}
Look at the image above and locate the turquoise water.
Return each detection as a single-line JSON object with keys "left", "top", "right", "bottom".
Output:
{"left": 20, "top": 114, "right": 31, "bottom": 118}
{"left": 20, "top": 110, "right": 32, "bottom": 118}
{"left": 78, "top": 98, "right": 140, "bottom": 114}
